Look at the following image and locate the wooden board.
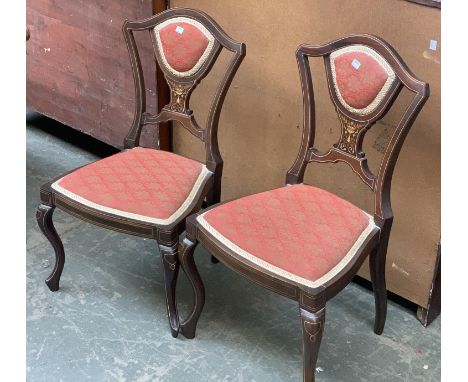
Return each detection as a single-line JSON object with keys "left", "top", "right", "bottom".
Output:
{"left": 171, "top": 0, "right": 440, "bottom": 309}
{"left": 26, "top": 0, "right": 160, "bottom": 148}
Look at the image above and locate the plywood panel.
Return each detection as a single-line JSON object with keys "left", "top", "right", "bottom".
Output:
{"left": 171, "top": 0, "right": 440, "bottom": 307}
{"left": 26, "top": 0, "right": 159, "bottom": 148}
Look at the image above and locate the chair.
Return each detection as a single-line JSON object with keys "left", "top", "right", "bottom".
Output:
{"left": 178, "top": 34, "right": 429, "bottom": 380}
{"left": 36, "top": 8, "right": 245, "bottom": 338}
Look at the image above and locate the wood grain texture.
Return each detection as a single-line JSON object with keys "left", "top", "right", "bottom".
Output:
{"left": 26, "top": 0, "right": 158, "bottom": 148}
{"left": 171, "top": 0, "right": 440, "bottom": 309}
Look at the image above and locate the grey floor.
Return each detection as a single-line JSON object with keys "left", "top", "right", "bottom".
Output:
{"left": 26, "top": 115, "right": 440, "bottom": 382}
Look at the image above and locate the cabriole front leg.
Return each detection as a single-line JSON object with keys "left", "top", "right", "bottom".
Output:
{"left": 36, "top": 203, "right": 65, "bottom": 292}
{"left": 158, "top": 243, "right": 181, "bottom": 338}
{"left": 178, "top": 237, "right": 205, "bottom": 339}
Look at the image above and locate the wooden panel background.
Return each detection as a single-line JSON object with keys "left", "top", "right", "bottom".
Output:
{"left": 171, "top": 0, "right": 441, "bottom": 308}
{"left": 26, "top": 0, "right": 159, "bottom": 148}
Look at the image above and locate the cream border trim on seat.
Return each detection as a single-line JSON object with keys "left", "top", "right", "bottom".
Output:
{"left": 197, "top": 212, "right": 378, "bottom": 288}
{"left": 152, "top": 16, "right": 215, "bottom": 78}
{"left": 52, "top": 166, "right": 212, "bottom": 226}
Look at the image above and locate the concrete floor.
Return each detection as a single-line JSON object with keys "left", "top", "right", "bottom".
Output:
{"left": 26, "top": 115, "right": 440, "bottom": 381}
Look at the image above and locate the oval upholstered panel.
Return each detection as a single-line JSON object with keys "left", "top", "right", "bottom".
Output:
{"left": 329, "top": 45, "right": 396, "bottom": 116}
{"left": 153, "top": 17, "right": 215, "bottom": 77}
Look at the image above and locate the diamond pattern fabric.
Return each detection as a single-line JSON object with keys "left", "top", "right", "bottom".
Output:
{"left": 52, "top": 147, "right": 211, "bottom": 225}
{"left": 331, "top": 47, "right": 394, "bottom": 114}
{"left": 155, "top": 18, "right": 213, "bottom": 76}
{"left": 198, "top": 184, "right": 377, "bottom": 286}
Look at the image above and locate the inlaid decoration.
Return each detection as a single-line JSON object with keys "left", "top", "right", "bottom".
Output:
{"left": 304, "top": 321, "right": 323, "bottom": 342}
{"left": 335, "top": 112, "right": 369, "bottom": 156}
{"left": 166, "top": 79, "right": 193, "bottom": 114}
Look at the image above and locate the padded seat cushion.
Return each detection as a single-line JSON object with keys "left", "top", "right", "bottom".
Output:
{"left": 197, "top": 184, "right": 378, "bottom": 287}
{"left": 52, "top": 147, "right": 212, "bottom": 225}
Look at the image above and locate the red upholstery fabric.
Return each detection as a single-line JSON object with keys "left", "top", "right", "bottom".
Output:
{"left": 333, "top": 51, "right": 389, "bottom": 109}
{"left": 55, "top": 147, "right": 206, "bottom": 221}
{"left": 158, "top": 21, "right": 209, "bottom": 73}
{"left": 201, "top": 184, "right": 371, "bottom": 283}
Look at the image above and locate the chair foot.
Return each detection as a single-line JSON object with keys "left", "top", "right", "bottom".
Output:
{"left": 36, "top": 203, "right": 65, "bottom": 292}
{"left": 370, "top": 247, "right": 387, "bottom": 335}
{"left": 178, "top": 237, "right": 205, "bottom": 339}
{"left": 159, "top": 243, "right": 181, "bottom": 338}
{"left": 300, "top": 306, "right": 326, "bottom": 382}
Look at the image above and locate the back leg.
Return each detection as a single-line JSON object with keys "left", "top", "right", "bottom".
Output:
{"left": 36, "top": 203, "right": 65, "bottom": 292}
{"left": 205, "top": 173, "right": 221, "bottom": 265}
{"left": 369, "top": 246, "right": 387, "bottom": 335}
{"left": 178, "top": 237, "right": 205, "bottom": 339}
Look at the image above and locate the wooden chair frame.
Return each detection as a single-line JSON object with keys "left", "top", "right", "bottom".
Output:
{"left": 177, "top": 34, "right": 429, "bottom": 380}
{"left": 36, "top": 7, "right": 245, "bottom": 338}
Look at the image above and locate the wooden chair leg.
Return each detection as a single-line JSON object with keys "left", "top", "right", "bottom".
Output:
{"left": 36, "top": 203, "right": 65, "bottom": 292}
{"left": 369, "top": 246, "right": 387, "bottom": 335}
{"left": 300, "top": 306, "right": 325, "bottom": 382}
{"left": 178, "top": 237, "right": 205, "bottom": 339}
{"left": 205, "top": 171, "right": 222, "bottom": 266}
{"left": 158, "top": 243, "right": 180, "bottom": 338}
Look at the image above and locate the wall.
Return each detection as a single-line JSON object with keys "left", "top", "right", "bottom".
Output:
{"left": 26, "top": 0, "right": 158, "bottom": 148}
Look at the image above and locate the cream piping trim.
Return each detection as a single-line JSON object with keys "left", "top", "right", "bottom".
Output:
{"left": 330, "top": 45, "right": 396, "bottom": 116}
{"left": 197, "top": 212, "right": 378, "bottom": 288}
{"left": 153, "top": 17, "right": 215, "bottom": 78}
{"left": 52, "top": 166, "right": 212, "bottom": 226}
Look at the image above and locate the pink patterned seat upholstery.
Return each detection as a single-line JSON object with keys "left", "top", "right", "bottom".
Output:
{"left": 197, "top": 184, "right": 379, "bottom": 287}
{"left": 52, "top": 147, "right": 212, "bottom": 225}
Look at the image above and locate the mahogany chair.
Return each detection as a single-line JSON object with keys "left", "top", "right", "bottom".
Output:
{"left": 178, "top": 34, "right": 429, "bottom": 380}
{"left": 36, "top": 8, "right": 245, "bottom": 338}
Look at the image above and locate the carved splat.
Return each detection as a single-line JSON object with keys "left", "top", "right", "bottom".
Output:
{"left": 165, "top": 78, "right": 195, "bottom": 115}
{"left": 334, "top": 111, "right": 369, "bottom": 156}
